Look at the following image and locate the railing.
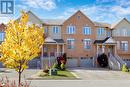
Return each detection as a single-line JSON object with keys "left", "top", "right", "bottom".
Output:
{"left": 115, "top": 55, "right": 126, "bottom": 66}
{"left": 109, "top": 54, "right": 121, "bottom": 70}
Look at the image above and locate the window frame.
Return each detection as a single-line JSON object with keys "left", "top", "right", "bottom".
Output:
{"left": 0, "top": 32, "right": 5, "bottom": 41}
{"left": 66, "top": 25, "right": 75, "bottom": 34}
{"left": 67, "top": 38, "right": 75, "bottom": 49}
{"left": 83, "top": 26, "right": 91, "bottom": 35}
{"left": 52, "top": 26, "right": 59, "bottom": 34}
{"left": 83, "top": 39, "right": 91, "bottom": 49}
{"left": 121, "top": 41, "right": 128, "bottom": 52}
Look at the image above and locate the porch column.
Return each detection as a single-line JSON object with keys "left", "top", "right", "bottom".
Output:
{"left": 115, "top": 45, "right": 117, "bottom": 55}
{"left": 62, "top": 44, "right": 64, "bottom": 54}
{"left": 41, "top": 45, "right": 44, "bottom": 69}
{"left": 102, "top": 45, "right": 105, "bottom": 53}
{"left": 57, "top": 44, "right": 59, "bottom": 57}
{"left": 96, "top": 44, "right": 99, "bottom": 56}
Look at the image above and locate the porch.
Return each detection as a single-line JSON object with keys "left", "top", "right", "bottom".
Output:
{"left": 41, "top": 37, "right": 65, "bottom": 69}
{"left": 94, "top": 37, "right": 117, "bottom": 67}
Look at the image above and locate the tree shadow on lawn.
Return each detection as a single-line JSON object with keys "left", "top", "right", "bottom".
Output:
{"left": 56, "top": 74, "right": 68, "bottom": 77}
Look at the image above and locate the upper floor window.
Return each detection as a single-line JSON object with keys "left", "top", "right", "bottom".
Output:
{"left": 0, "top": 32, "right": 5, "bottom": 41}
{"left": 121, "top": 41, "right": 128, "bottom": 51}
{"left": 52, "top": 26, "right": 59, "bottom": 33}
{"left": 67, "top": 38, "right": 75, "bottom": 49}
{"left": 97, "top": 28, "right": 106, "bottom": 36}
{"left": 83, "top": 39, "right": 91, "bottom": 49}
{"left": 67, "top": 25, "right": 75, "bottom": 34}
{"left": 107, "top": 31, "right": 111, "bottom": 37}
{"left": 44, "top": 27, "right": 48, "bottom": 34}
{"left": 83, "top": 26, "right": 91, "bottom": 35}
{"left": 122, "top": 29, "right": 127, "bottom": 36}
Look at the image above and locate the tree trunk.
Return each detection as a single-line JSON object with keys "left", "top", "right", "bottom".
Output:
{"left": 18, "top": 71, "right": 21, "bottom": 87}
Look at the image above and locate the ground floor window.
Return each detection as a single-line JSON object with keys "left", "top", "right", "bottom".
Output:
{"left": 83, "top": 39, "right": 91, "bottom": 49}
{"left": 67, "top": 38, "right": 75, "bottom": 49}
{"left": 121, "top": 41, "right": 128, "bottom": 51}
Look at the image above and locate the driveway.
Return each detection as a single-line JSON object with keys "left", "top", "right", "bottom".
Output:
{"left": 0, "top": 68, "right": 130, "bottom": 87}
{"left": 69, "top": 67, "right": 130, "bottom": 80}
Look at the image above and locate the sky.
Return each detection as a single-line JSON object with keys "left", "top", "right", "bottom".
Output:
{"left": 1, "top": 0, "right": 130, "bottom": 24}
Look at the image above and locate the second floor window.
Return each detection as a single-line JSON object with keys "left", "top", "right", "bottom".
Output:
{"left": 67, "top": 39, "right": 75, "bottom": 49}
{"left": 97, "top": 28, "right": 106, "bottom": 36}
{"left": 121, "top": 41, "right": 128, "bottom": 51}
{"left": 67, "top": 25, "right": 75, "bottom": 34}
{"left": 52, "top": 26, "right": 59, "bottom": 33}
{"left": 44, "top": 27, "right": 48, "bottom": 34}
{"left": 83, "top": 26, "right": 91, "bottom": 35}
{"left": 83, "top": 39, "right": 91, "bottom": 49}
{"left": 0, "top": 32, "right": 5, "bottom": 41}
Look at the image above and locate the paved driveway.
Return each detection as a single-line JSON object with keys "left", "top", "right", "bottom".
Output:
{"left": 69, "top": 67, "right": 130, "bottom": 80}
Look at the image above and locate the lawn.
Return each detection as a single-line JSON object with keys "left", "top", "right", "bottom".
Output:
{"left": 37, "top": 70, "right": 77, "bottom": 80}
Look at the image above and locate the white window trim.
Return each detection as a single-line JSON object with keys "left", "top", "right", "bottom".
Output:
{"left": 83, "top": 39, "right": 91, "bottom": 49}
{"left": 67, "top": 38, "right": 75, "bottom": 49}
{"left": 52, "top": 26, "right": 59, "bottom": 33}
{"left": 83, "top": 26, "right": 91, "bottom": 35}
{"left": 66, "top": 25, "right": 75, "bottom": 34}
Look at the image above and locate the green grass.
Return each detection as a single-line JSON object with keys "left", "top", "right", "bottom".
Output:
{"left": 38, "top": 70, "right": 77, "bottom": 80}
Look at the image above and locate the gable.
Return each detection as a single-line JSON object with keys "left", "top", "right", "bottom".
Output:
{"left": 63, "top": 10, "right": 95, "bottom": 26}
{"left": 27, "top": 11, "right": 42, "bottom": 25}
{"left": 112, "top": 18, "right": 130, "bottom": 29}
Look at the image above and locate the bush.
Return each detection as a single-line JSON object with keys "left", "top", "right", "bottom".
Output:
{"left": 60, "top": 63, "right": 65, "bottom": 70}
{"left": 52, "top": 63, "right": 59, "bottom": 69}
{"left": 97, "top": 53, "right": 108, "bottom": 67}
{"left": 122, "top": 64, "right": 129, "bottom": 72}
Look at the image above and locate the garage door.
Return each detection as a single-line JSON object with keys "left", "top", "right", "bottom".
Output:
{"left": 80, "top": 57, "right": 93, "bottom": 68}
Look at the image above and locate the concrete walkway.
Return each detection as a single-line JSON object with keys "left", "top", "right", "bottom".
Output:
{"left": 69, "top": 67, "right": 130, "bottom": 80}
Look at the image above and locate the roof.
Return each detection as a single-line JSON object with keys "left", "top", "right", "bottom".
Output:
{"left": 42, "top": 19, "right": 65, "bottom": 25}
{"left": 94, "top": 37, "right": 116, "bottom": 44}
{"left": 94, "top": 22, "right": 111, "bottom": 28}
{"left": 44, "top": 37, "right": 64, "bottom": 44}
{"left": 94, "top": 37, "right": 110, "bottom": 44}
{"left": 111, "top": 18, "right": 130, "bottom": 29}
{"left": 54, "top": 39, "right": 64, "bottom": 43}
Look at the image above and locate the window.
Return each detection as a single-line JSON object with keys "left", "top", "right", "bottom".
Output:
{"left": 122, "top": 29, "right": 127, "bottom": 36}
{"left": 67, "top": 25, "right": 75, "bottom": 34}
{"left": 52, "top": 26, "right": 59, "bottom": 33}
{"left": 83, "top": 26, "right": 91, "bottom": 35}
{"left": 83, "top": 39, "right": 91, "bottom": 49}
{"left": 67, "top": 39, "right": 75, "bottom": 49}
{"left": 107, "top": 31, "right": 111, "bottom": 37}
{"left": 44, "top": 27, "right": 48, "bottom": 34}
{"left": 97, "top": 28, "right": 106, "bottom": 36}
{"left": 77, "top": 15, "right": 80, "bottom": 20}
{"left": 121, "top": 41, "right": 128, "bottom": 51}
{"left": 0, "top": 32, "right": 5, "bottom": 41}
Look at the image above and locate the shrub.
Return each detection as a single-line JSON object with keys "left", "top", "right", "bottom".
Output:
{"left": 122, "top": 64, "right": 128, "bottom": 72}
{"left": 97, "top": 53, "right": 108, "bottom": 67}
{"left": 60, "top": 63, "right": 65, "bottom": 70}
{"left": 52, "top": 63, "right": 59, "bottom": 69}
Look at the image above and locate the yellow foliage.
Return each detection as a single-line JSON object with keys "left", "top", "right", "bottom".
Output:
{"left": 0, "top": 11, "right": 44, "bottom": 73}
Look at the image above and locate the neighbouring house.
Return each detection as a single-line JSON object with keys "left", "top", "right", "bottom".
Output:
{"left": 0, "top": 10, "right": 130, "bottom": 69}
{"left": 0, "top": 23, "right": 6, "bottom": 68}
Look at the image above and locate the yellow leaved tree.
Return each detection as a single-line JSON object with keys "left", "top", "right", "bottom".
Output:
{"left": 0, "top": 11, "right": 44, "bottom": 86}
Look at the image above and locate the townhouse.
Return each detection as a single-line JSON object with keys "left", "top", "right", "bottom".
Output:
{"left": 0, "top": 10, "right": 130, "bottom": 69}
